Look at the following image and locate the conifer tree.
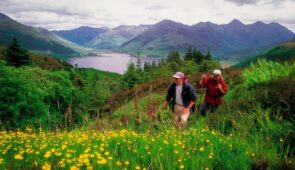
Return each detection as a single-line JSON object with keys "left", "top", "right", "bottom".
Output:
{"left": 205, "top": 48, "right": 212, "bottom": 60}
{"left": 5, "top": 37, "right": 31, "bottom": 67}
{"left": 184, "top": 46, "right": 194, "bottom": 61}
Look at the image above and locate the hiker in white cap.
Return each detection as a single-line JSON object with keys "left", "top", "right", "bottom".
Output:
{"left": 198, "top": 69, "right": 227, "bottom": 116}
{"left": 163, "top": 72, "right": 197, "bottom": 129}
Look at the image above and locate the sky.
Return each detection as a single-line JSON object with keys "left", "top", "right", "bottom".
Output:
{"left": 0, "top": 0, "right": 294, "bottom": 32}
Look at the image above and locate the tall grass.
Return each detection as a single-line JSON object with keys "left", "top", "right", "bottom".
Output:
{"left": 243, "top": 59, "right": 295, "bottom": 86}
{"left": 1, "top": 59, "right": 295, "bottom": 169}
{"left": 1, "top": 124, "right": 253, "bottom": 170}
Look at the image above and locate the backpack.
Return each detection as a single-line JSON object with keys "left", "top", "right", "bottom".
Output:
{"left": 183, "top": 75, "right": 189, "bottom": 84}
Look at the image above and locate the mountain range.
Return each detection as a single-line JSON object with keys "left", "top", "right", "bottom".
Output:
{"left": 52, "top": 26, "right": 109, "bottom": 45}
{"left": 0, "top": 11, "right": 294, "bottom": 59}
{"left": 121, "top": 19, "right": 294, "bottom": 57}
{"left": 0, "top": 12, "right": 90, "bottom": 58}
{"left": 54, "top": 19, "right": 294, "bottom": 58}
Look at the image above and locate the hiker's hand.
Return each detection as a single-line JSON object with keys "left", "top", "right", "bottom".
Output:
{"left": 217, "top": 83, "right": 222, "bottom": 90}
{"left": 202, "top": 74, "right": 206, "bottom": 79}
{"left": 159, "top": 104, "right": 166, "bottom": 111}
{"left": 217, "top": 83, "right": 225, "bottom": 94}
{"left": 182, "top": 107, "right": 190, "bottom": 114}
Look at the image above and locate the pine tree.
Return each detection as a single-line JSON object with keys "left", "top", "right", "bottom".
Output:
{"left": 166, "top": 50, "right": 182, "bottom": 72}
{"left": 166, "top": 50, "right": 182, "bottom": 64}
{"left": 136, "top": 51, "right": 142, "bottom": 70}
{"left": 143, "top": 62, "right": 149, "bottom": 72}
{"left": 184, "top": 46, "right": 194, "bottom": 61}
{"left": 205, "top": 48, "right": 212, "bottom": 60}
{"left": 193, "top": 49, "right": 204, "bottom": 64}
{"left": 5, "top": 37, "right": 31, "bottom": 67}
{"left": 123, "top": 62, "right": 137, "bottom": 88}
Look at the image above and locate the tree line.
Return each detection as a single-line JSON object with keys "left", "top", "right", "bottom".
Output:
{"left": 123, "top": 47, "right": 218, "bottom": 89}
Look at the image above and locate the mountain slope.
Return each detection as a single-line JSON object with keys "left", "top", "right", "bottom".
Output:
{"left": 120, "top": 19, "right": 295, "bottom": 58}
{"left": 52, "top": 26, "right": 109, "bottom": 45}
{"left": 121, "top": 20, "right": 196, "bottom": 56}
{"left": 0, "top": 12, "right": 88, "bottom": 58}
{"left": 86, "top": 25, "right": 151, "bottom": 49}
{"left": 234, "top": 38, "right": 295, "bottom": 67}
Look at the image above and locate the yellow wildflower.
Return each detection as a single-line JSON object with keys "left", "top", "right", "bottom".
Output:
{"left": 199, "top": 146, "right": 205, "bottom": 152}
{"left": 42, "top": 163, "right": 51, "bottom": 170}
{"left": 85, "top": 148, "right": 91, "bottom": 153}
{"left": 62, "top": 145, "right": 67, "bottom": 150}
{"left": 135, "top": 166, "right": 141, "bottom": 170}
{"left": 14, "top": 154, "right": 23, "bottom": 160}
{"left": 0, "top": 158, "right": 4, "bottom": 164}
{"left": 87, "top": 165, "right": 93, "bottom": 170}
{"left": 116, "top": 161, "right": 122, "bottom": 166}
{"left": 83, "top": 158, "right": 90, "bottom": 164}
{"left": 44, "top": 151, "right": 51, "bottom": 158}
{"left": 180, "top": 165, "right": 184, "bottom": 169}
{"left": 125, "top": 161, "right": 130, "bottom": 165}
{"left": 97, "top": 158, "right": 107, "bottom": 164}
{"left": 70, "top": 165, "right": 80, "bottom": 170}
{"left": 55, "top": 152, "right": 62, "bottom": 156}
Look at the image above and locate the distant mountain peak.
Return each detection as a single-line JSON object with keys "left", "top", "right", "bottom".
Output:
{"left": 194, "top": 21, "right": 218, "bottom": 27}
{"left": 78, "top": 26, "right": 93, "bottom": 29}
{"left": 0, "top": 12, "right": 11, "bottom": 20}
{"left": 156, "top": 19, "right": 182, "bottom": 25}
{"left": 253, "top": 21, "right": 265, "bottom": 25}
{"left": 229, "top": 19, "right": 244, "bottom": 26}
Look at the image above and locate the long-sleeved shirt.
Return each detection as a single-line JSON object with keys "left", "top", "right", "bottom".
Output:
{"left": 166, "top": 83, "right": 197, "bottom": 111}
{"left": 199, "top": 77, "right": 227, "bottom": 105}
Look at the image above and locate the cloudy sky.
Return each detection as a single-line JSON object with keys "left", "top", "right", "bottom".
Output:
{"left": 0, "top": 0, "right": 294, "bottom": 31}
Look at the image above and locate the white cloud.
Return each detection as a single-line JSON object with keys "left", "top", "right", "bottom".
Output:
{"left": 0, "top": 0, "right": 294, "bottom": 32}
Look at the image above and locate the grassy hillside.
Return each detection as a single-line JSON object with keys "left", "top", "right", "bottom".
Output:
{"left": 0, "top": 12, "right": 92, "bottom": 59}
{"left": 1, "top": 59, "right": 294, "bottom": 169}
{"left": 0, "top": 48, "right": 124, "bottom": 129}
{"left": 235, "top": 39, "right": 295, "bottom": 67}
{"left": 0, "top": 38, "right": 294, "bottom": 170}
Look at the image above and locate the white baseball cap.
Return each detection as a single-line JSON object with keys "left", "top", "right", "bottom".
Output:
{"left": 172, "top": 72, "right": 184, "bottom": 79}
{"left": 213, "top": 69, "right": 221, "bottom": 75}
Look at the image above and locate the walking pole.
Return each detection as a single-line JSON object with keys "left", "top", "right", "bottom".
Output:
{"left": 197, "top": 76, "right": 205, "bottom": 115}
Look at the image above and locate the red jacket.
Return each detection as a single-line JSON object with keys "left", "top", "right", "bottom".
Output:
{"left": 199, "top": 76, "right": 227, "bottom": 105}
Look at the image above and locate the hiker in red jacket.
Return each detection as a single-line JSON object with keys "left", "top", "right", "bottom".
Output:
{"left": 198, "top": 69, "right": 227, "bottom": 116}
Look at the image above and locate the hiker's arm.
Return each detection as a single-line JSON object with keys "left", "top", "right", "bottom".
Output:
{"left": 164, "top": 85, "right": 173, "bottom": 107}
{"left": 163, "top": 100, "right": 168, "bottom": 107}
{"left": 187, "top": 101, "right": 195, "bottom": 109}
{"left": 188, "top": 85, "right": 196, "bottom": 109}
{"left": 182, "top": 100, "right": 195, "bottom": 114}
{"left": 198, "top": 74, "right": 206, "bottom": 88}
{"left": 189, "top": 84, "right": 197, "bottom": 102}
{"left": 218, "top": 80, "right": 227, "bottom": 94}
{"left": 182, "top": 85, "right": 196, "bottom": 113}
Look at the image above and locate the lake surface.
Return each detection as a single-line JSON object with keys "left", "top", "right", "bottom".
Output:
{"left": 68, "top": 52, "right": 159, "bottom": 74}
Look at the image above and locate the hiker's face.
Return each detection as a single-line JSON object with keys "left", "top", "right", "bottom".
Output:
{"left": 174, "top": 78, "right": 183, "bottom": 85}
{"left": 213, "top": 74, "right": 221, "bottom": 80}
